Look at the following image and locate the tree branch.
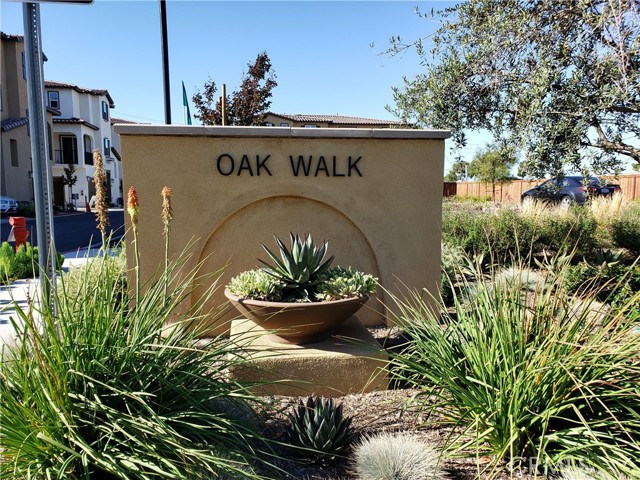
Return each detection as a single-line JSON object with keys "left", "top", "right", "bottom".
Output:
{"left": 590, "top": 117, "right": 640, "bottom": 162}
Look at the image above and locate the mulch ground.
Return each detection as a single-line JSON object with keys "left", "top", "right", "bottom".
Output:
{"left": 252, "top": 328, "right": 540, "bottom": 480}
{"left": 257, "top": 389, "right": 538, "bottom": 480}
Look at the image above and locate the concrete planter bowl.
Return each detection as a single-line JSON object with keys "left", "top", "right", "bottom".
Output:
{"left": 224, "top": 288, "right": 369, "bottom": 345}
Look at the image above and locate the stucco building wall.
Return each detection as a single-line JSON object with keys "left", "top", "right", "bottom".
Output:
{"left": 116, "top": 125, "right": 448, "bottom": 336}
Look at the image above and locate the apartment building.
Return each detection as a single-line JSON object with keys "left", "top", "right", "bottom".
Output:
{"left": 1, "top": 32, "right": 122, "bottom": 209}
{"left": 0, "top": 32, "right": 57, "bottom": 203}
{"left": 263, "top": 113, "right": 405, "bottom": 129}
{"left": 45, "top": 80, "right": 122, "bottom": 209}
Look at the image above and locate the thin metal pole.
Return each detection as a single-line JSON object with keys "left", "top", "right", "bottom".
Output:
{"left": 23, "top": 2, "right": 56, "bottom": 307}
{"left": 159, "top": 0, "right": 171, "bottom": 124}
{"left": 221, "top": 84, "right": 226, "bottom": 126}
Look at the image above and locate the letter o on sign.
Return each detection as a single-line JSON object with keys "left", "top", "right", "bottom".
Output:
{"left": 217, "top": 154, "right": 234, "bottom": 176}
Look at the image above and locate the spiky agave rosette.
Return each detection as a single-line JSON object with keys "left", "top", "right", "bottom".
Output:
{"left": 259, "top": 233, "right": 334, "bottom": 302}
{"left": 286, "top": 396, "right": 354, "bottom": 463}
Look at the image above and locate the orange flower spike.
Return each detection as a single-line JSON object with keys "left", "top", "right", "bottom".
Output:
{"left": 127, "top": 186, "right": 139, "bottom": 228}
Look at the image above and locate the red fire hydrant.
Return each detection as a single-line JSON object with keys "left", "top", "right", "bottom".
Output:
{"left": 8, "top": 216, "right": 29, "bottom": 251}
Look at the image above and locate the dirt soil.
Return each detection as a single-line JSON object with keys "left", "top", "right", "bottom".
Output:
{"left": 254, "top": 329, "right": 540, "bottom": 480}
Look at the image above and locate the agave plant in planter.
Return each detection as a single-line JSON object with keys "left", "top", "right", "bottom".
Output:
{"left": 225, "top": 233, "right": 377, "bottom": 344}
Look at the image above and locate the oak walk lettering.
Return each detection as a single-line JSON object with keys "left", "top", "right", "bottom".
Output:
{"left": 289, "top": 155, "right": 362, "bottom": 177}
{"left": 215, "top": 153, "right": 363, "bottom": 177}
{"left": 216, "top": 154, "right": 273, "bottom": 176}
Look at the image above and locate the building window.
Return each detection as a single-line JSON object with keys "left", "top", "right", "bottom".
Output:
{"left": 10, "top": 139, "right": 19, "bottom": 167}
{"left": 102, "top": 101, "right": 109, "bottom": 121}
{"left": 22, "top": 52, "right": 26, "bottom": 80}
{"left": 264, "top": 122, "right": 274, "bottom": 127}
{"left": 103, "top": 137, "right": 110, "bottom": 157}
{"left": 48, "top": 91, "right": 60, "bottom": 109}
{"left": 303, "top": 124, "right": 318, "bottom": 128}
{"left": 280, "top": 122, "right": 289, "bottom": 127}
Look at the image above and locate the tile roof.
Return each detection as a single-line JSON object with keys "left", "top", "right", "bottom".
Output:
{"left": 1, "top": 117, "right": 28, "bottom": 132}
{"left": 45, "top": 80, "right": 114, "bottom": 108}
{"left": 1, "top": 32, "right": 23, "bottom": 42}
{"left": 0, "top": 112, "right": 58, "bottom": 132}
{"left": 110, "top": 117, "right": 142, "bottom": 125}
{"left": 268, "top": 113, "right": 404, "bottom": 126}
{"left": 53, "top": 117, "right": 99, "bottom": 130}
{"left": 1, "top": 32, "right": 48, "bottom": 61}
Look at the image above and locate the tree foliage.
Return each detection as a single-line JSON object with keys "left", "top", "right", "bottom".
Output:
{"left": 445, "top": 160, "right": 469, "bottom": 182}
{"left": 467, "top": 143, "right": 516, "bottom": 198}
{"left": 388, "top": 0, "right": 640, "bottom": 178}
{"left": 192, "top": 51, "right": 277, "bottom": 126}
{"left": 63, "top": 164, "right": 77, "bottom": 209}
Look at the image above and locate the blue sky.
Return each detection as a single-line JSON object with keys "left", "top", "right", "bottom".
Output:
{"left": 1, "top": 0, "right": 481, "bottom": 170}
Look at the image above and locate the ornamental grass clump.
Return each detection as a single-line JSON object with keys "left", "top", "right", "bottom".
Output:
{"left": 1, "top": 188, "right": 277, "bottom": 479}
{"left": 388, "top": 257, "right": 640, "bottom": 478}
{"left": 353, "top": 432, "right": 447, "bottom": 480}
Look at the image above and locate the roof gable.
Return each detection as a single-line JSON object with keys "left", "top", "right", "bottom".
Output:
{"left": 45, "top": 80, "right": 115, "bottom": 108}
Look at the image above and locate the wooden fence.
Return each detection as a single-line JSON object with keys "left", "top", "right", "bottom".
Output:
{"left": 444, "top": 174, "right": 640, "bottom": 203}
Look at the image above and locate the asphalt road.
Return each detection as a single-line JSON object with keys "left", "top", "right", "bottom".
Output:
{"left": 0, "top": 209, "right": 125, "bottom": 253}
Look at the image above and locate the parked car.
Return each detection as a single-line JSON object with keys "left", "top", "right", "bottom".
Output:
{"left": 0, "top": 195, "right": 18, "bottom": 214}
{"left": 521, "top": 176, "right": 621, "bottom": 206}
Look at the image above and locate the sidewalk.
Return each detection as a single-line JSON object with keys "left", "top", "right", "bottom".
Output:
{"left": 0, "top": 247, "right": 97, "bottom": 352}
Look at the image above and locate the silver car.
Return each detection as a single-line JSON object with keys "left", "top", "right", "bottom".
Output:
{"left": 0, "top": 196, "right": 19, "bottom": 214}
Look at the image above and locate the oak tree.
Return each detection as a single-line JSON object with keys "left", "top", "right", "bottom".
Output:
{"left": 388, "top": 0, "right": 639, "bottom": 177}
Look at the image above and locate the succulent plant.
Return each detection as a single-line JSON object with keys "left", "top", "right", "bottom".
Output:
{"left": 316, "top": 266, "right": 377, "bottom": 301}
{"left": 259, "top": 233, "right": 334, "bottom": 301}
{"left": 594, "top": 248, "right": 623, "bottom": 267}
{"left": 286, "top": 396, "right": 354, "bottom": 463}
{"left": 227, "top": 269, "right": 285, "bottom": 301}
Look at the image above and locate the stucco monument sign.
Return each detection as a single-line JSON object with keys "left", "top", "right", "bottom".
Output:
{"left": 115, "top": 125, "right": 448, "bottom": 394}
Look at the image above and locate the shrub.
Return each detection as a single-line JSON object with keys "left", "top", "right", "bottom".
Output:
{"left": 60, "top": 246, "right": 127, "bottom": 304}
{"left": 536, "top": 207, "right": 599, "bottom": 257}
{"left": 563, "top": 260, "right": 640, "bottom": 319}
{"left": 1, "top": 251, "right": 276, "bottom": 479}
{"left": 353, "top": 432, "right": 446, "bottom": 480}
{"left": 442, "top": 207, "right": 538, "bottom": 262}
{"left": 0, "top": 242, "right": 62, "bottom": 283}
{"left": 612, "top": 204, "right": 640, "bottom": 255}
{"left": 16, "top": 201, "right": 36, "bottom": 217}
{"left": 388, "top": 260, "right": 640, "bottom": 477}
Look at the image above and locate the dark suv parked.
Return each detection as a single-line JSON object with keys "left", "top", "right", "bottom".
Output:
{"left": 521, "top": 176, "right": 621, "bottom": 206}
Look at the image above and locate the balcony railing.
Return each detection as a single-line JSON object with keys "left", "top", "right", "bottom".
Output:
{"left": 54, "top": 149, "right": 78, "bottom": 165}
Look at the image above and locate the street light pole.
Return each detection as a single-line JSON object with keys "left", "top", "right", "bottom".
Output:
{"left": 159, "top": 0, "right": 171, "bottom": 124}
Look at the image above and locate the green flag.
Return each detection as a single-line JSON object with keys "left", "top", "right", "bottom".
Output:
{"left": 182, "top": 81, "right": 192, "bottom": 125}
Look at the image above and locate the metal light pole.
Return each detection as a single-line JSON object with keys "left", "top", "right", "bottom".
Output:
{"left": 159, "top": 0, "right": 171, "bottom": 124}
{"left": 23, "top": 2, "right": 57, "bottom": 306}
